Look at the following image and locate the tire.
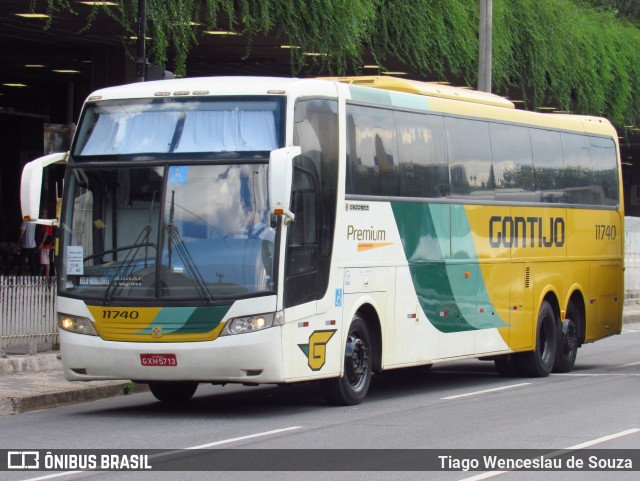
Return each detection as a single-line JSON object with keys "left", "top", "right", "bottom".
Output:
{"left": 516, "top": 301, "right": 557, "bottom": 377}
{"left": 553, "top": 308, "right": 579, "bottom": 373}
{"left": 149, "top": 382, "right": 198, "bottom": 403}
{"left": 322, "top": 314, "right": 372, "bottom": 406}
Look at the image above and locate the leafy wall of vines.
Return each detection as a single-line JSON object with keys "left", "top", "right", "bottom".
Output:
{"left": 41, "top": 0, "right": 640, "bottom": 127}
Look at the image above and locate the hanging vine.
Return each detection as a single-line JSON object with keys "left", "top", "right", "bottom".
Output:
{"left": 39, "top": 0, "right": 640, "bottom": 127}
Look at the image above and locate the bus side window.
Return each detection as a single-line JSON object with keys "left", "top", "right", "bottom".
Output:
{"left": 284, "top": 157, "right": 320, "bottom": 307}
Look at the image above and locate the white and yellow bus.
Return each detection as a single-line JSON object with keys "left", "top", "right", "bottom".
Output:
{"left": 21, "top": 76, "right": 623, "bottom": 405}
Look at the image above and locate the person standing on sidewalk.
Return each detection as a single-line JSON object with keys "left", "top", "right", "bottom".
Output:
{"left": 37, "top": 209, "right": 54, "bottom": 277}
{"left": 15, "top": 218, "right": 37, "bottom": 275}
{"left": 16, "top": 217, "right": 38, "bottom": 276}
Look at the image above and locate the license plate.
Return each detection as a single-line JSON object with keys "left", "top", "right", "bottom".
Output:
{"left": 140, "top": 353, "right": 177, "bottom": 367}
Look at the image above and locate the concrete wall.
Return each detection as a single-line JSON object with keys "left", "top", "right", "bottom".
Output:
{"left": 625, "top": 216, "right": 640, "bottom": 300}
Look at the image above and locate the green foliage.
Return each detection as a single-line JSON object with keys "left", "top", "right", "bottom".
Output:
{"left": 41, "top": 0, "right": 640, "bottom": 127}
{"left": 495, "top": 0, "right": 640, "bottom": 127}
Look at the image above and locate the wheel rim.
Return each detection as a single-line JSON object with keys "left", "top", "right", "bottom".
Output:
{"left": 562, "top": 319, "right": 578, "bottom": 354}
{"left": 345, "top": 331, "right": 369, "bottom": 391}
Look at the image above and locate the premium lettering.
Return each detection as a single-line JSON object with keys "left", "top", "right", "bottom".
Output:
{"left": 347, "top": 225, "right": 386, "bottom": 241}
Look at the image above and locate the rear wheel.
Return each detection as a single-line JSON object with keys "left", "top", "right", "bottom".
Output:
{"left": 553, "top": 311, "right": 579, "bottom": 373}
{"left": 516, "top": 301, "right": 557, "bottom": 377}
{"left": 322, "top": 314, "right": 372, "bottom": 406}
{"left": 148, "top": 382, "right": 198, "bottom": 403}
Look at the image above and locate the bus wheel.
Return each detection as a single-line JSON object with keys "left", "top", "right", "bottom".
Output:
{"left": 148, "top": 382, "right": 198, "bottom": 403}
{"left": 553, "top": 315, "right": 579, "bottom": 373}
{"left": 322, "top": 314, "right": 372, "bottom": 406}
{"left": 516, "top": 301, "right": 557, "bottom": 377}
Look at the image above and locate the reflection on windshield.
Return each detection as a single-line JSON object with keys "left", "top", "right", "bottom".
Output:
{"left": 60, "top": 164, "right": 275, "bottom": 301}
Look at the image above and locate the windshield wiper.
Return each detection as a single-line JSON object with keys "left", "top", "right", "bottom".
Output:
{"left": 102, "top": 225, "right": 154, "bottom": 304}
{"left": 166, "top": 190, "right": 213, "bottom": 304}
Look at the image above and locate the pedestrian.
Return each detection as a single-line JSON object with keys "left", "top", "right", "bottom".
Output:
{"left": 37, "top": 209, "right": 54, "bottom": 277}
{"left": 15, "top": 218, "right": 37, "bottom": 275}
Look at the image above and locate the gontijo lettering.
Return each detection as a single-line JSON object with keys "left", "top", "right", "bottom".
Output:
{"left": 489, "top": 216, "right": 565, "bottom": 248}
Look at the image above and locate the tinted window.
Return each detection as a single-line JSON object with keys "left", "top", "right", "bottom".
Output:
{"left": 531, "top": 129, "right": 565, "bottom": 202}
{"left": 396, "top": 112, "right": 449, "bottom": 198}
{"left": 286, "top": 99, "right": 339, "bottom": 307}
{"left": 490, "top": 123, "right": 535, "bottom": 201}
{"left": 590, "top": 136, "right": 619, "bottom": 206}
{"left": 562, "top": 133, "right": 594, "bottom": 204}
{"left": 444, "top": 117, "right": 494, "bottom": 198}
{"left": 346, "top": 105, "right": 398, "bottom": 196}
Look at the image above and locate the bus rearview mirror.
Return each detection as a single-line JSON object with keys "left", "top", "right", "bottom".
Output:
{"left": 20, "top": 152, "right": 68, "bottom": 222}
{"left": 269, "top": 146, "right": 301, "bottom": 224}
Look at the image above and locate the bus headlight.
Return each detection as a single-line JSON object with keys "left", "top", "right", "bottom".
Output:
{"left": 58, "top": 313, "right": 99, "bottom": 336}
{"left": 222, "top": 311, "right": 284, "bottom": 336}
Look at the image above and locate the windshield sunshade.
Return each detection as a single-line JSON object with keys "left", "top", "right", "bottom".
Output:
{"left": 74, "top": 98, "right": 282, "bottom": 156}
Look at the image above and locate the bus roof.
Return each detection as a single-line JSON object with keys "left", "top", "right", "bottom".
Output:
{"left": 82, "top": 76, "right": 616, "bottom": 138}
{"left": 322, "top": 75, "right": 516, "bottom": 109}
{"left": 84, "top": 76, "right": 333, "bottom": 102}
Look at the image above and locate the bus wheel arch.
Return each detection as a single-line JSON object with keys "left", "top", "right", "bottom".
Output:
{"left": 356, "top": 303, "right": 383, "bottom": 373}
{"left": 553, "top": 291, "right": 585, "bottom": 373}
{"left": 321, "top": 305, "right": 380, "bottom": 405}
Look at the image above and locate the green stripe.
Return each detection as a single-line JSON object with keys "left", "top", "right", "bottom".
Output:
{"left": 391, "top": 202, "right": 507, "bottom": 333}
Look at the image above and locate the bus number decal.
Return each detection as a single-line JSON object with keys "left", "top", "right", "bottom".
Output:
{"left": 102, "top": 310, "right": 140, "bottom": 320}
{"left": 595, "top": 224, "right": 617, "bottom": 240}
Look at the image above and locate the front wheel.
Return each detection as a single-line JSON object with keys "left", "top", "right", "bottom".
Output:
{"left": 321, "top": 314, "right": 372, "bottom": 406}
{"left": 148, "top": 382, "right": 198, "bottom": 403}
{"left": 516, "top": 301, "right": 557, "bottom": 377}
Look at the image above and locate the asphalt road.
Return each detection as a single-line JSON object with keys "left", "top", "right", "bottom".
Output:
{"left": 2, "top": 324, "right": 640, "bottom": 481}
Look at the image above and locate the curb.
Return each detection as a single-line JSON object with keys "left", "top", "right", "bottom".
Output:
{"left": 0, "top": 381, "right": 149, "bottom": 416}
{"left": 0, "top": 352, "right": 61, "bottom": 376}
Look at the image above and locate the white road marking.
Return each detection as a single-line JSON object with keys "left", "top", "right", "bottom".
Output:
{"left": 441, "top": 383, "right": 530, "bottom": 400}
{"left": 560, "top": 372, "right": 640, "bottom": 376}
{"left": 459, "top": 428, "right": 640, "bottom": 481}
{"left": 185, "top": 426, "right": 301, "bottom": 449}
{"left": 19, "top": 426, "right": 302, "bottom": 481}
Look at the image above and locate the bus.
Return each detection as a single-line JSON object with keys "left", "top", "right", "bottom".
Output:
{"left": 20, "top": 75, "right": 623, "bottom": 405}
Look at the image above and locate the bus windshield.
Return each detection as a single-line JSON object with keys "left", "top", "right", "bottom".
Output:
{"left": 73, "top": 97, "right": 282, "bottom": 156}
{"left": 59, "top": 163, "right": 276, "bottom": 302}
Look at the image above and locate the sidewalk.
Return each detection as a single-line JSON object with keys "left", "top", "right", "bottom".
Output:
{"left": 2, "top": 304, "right": 640, "bottom": 416}
{"left": 0, "top": 352, "right": 149, "bottom": 415}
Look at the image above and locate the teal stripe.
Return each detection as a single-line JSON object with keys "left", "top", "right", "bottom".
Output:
{"left": 348, "top": 85, "right": 430, "bottom": 111}
{"left": 349, "top": 85, "right": 392, "bottom": 105}
{"left": 137, "top": 306, "right": 230, "bottom": 334}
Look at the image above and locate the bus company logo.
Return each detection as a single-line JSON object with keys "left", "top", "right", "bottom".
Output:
{"left": 7, "top": 451, "right": 39, "bottom": 469}
{"left": 151, "top": 326, "right": 163, "bottom": 338}
{"left": 488, "top": 215, "right": 565, "bottom": 248}
{"left": 298, "top": 330, "right": 337, "bottom": 371}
